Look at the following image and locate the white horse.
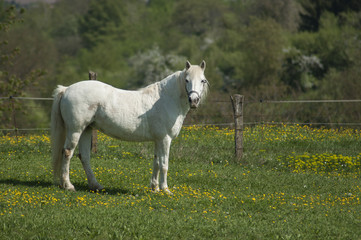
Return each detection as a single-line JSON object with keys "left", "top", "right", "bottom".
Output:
{"left": 51, "top": 60, "right": 208, "bottom": 193}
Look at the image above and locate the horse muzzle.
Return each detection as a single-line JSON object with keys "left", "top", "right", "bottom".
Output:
{"left": 188, "top": 91, "right": 200, "bottom": 109}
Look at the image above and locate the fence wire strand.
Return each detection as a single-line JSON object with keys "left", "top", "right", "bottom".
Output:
{"left": 1, "top": 96, "right": 361, "bottom": 131}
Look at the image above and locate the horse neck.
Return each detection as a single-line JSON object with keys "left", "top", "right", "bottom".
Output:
{"left": 161, "top": 71, "right": 189, "bottom": 113}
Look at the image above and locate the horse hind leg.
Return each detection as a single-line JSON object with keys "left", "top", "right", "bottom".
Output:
{"left": 60, "top": 131, "right": 82, "bottom": 191}
{"left": 78, "top": 127, "right": 103, "bottom": 191}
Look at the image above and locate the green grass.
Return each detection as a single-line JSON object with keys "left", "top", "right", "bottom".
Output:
{"left": 1, "top": 125, "right": 361, "bottom": 239}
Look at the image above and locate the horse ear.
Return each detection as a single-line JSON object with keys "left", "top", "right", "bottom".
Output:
{"left": 200, "top": 60, "right": 206, "bottom": 71}
{"left": 186, "top": 60, "right": 191, "bottom": 70}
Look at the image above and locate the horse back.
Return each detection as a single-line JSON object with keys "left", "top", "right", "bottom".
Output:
{"left": 60, "top": 78, "right": 186, "bottom": 141}
{"left": 60, "top": 81, "right": 168, "bottom": 141}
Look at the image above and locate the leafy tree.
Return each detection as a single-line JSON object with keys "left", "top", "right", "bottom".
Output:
{"left": 129, "top": 45, "right": 186, "bottom": 87}
{"left": 247, "top": 0, "right": 301, "bottom": 32}
{"left": 78, "top": 0, "right": 128, "bottom": 49}
{"left": 281, "top": 47, "right": 323, "bottom": 91}
{"left": 0, "top": 4, "right": 44, "bottom": 129}
{"left": 49, "top": 0, "right": 89, "bottom": 56}
{"left": 172, "top": 0, "right": 227, "bottom": 37}
{"left": 292, "top": 12, "right": 361, "bottom": 77}
{"left": 240, "top": 18, "right": 285, "bottom": 88}
{"left": 299, "top": 0, "right": 361, "bottom": 31}
{"left": 1, "top": 0, "right": 360, "bottom": 128}
{"left": 0, "top": 5, "right": 25, "bottom": 101}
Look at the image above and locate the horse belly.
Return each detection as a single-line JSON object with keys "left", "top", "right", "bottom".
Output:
{"left": 92, "top": 109, "right": 152, "bottom": 142}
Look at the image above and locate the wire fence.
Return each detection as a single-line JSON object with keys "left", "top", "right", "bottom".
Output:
{"left": 245, "top": 99, "right": 361, "bottom": 128}
{"left": 1, "top": 95, "right": 361, "bottom": 132}
{"left": 1, "top": 95, "right": 361, "bottom": 163}
{"left": 0, "top": 96, "right": 53, "bottom": 133}
{"left": 186, "top": 97, "right": 361, "bottom": 128}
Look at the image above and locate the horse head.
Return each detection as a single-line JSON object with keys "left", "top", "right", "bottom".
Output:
{"left": 183, "top": 60, "right": 209, "bottom": 109}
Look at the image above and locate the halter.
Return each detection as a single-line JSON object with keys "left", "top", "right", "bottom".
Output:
{"left": 186, "top": 90, "right": 200, "bottom": 100}
{"left": 183, "top": 70, "right": 209, "bottom": 101}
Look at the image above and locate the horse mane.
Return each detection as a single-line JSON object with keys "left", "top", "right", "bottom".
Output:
{"left": 140, "top": 71, "right": 184, "bottom": 96}
{"left": 139, "top": 68, "right": 208, "bottom": 105}
{"left": 199, "top": 78, "right": 209, "bottom": 105}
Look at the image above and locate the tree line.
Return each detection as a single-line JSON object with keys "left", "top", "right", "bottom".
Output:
{"left": 1, "top": 0, "right": 361, "bottom": 129}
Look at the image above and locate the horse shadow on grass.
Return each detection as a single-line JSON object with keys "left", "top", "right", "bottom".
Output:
{"left": 75, "top": 184, "right": 130, "bottom": 195}
{"left": 0, "top": 178, "right": 130, "bottom": 196}
{"left": 0, "top": 178, "right": 53, "bottom": 189}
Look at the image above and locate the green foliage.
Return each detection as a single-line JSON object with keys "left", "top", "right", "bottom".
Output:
{"left": 48, "top": 0, "right": 88, "bottom": 56}
{"left": 172, "top": 0, "right": 227, "bottom": 37}
{"left": 214, "top": 17, "right": 286, "bottom": 96}
{"left": 0, "top": 5, "right": 25, "bottom": 95}
{"left": 281, "top": 47, "right": 323, "bottom": 91}
{"left": 79, "top": 0, "right": 128, "bottom": 49}
{"left": 242, "top": 18, "right": 285, "bottom": 87}
{"left": 299, "top": 0, "right": 361, "bottom": 31}
{"left": 284, "top": 10, "right": 361, "bottom": 97}
{"left": 1, "top": 0, "right": 361, "bottom": 129}
{"left": 0, "top": 4, "right": 45, "bottom": 129}
{"left": 246, "top": 0, "right": 301, "bottom": 32}
{"left": 129, "top": 45, "right": 187, "bottom": 87}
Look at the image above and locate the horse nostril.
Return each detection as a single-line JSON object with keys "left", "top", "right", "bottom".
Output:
{"left": 188, "top": 91, "right": 200, "bottom": 106}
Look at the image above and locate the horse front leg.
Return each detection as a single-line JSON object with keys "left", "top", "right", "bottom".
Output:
{"left": 151, "top": 136, "right": 172, "bottom": 194}
{"left": 150, "top": 156, "right": 160, "bottom": 192}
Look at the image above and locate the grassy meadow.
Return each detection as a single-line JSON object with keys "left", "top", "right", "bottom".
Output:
{"left": 1, "top": 125, "right": 361, "bottom": 239}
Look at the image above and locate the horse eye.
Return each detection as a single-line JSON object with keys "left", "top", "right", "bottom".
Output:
{"left": 185, "top": 79, "right": 189, "bottom": 83}
{"left": 201, "top": 79, "right": 207, "bottom": 84}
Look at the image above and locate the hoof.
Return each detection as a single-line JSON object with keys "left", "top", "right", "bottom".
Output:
{"left": 150, "top": 184, "right": 160, "bottom": 193}
{"left": 151, "top": 187, "right": 160, "bottom": 193}
{"left": 89, "top": 183, "right": 104, "bottom": 192}
{"left": 59, "top": 181, "right": 76, "bottom": 192}
{"left": 66, "top": 187, "right": 76, "bottom": 192}
{"left": 161, "top": 188, "right": 173, "bottom": 196}
{"left": 62, "top": 184, "right": 76, "bottom": 192}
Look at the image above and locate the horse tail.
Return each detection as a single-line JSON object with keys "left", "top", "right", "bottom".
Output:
{"left": 51, "top": 85, "right": 67, "bottom": 185}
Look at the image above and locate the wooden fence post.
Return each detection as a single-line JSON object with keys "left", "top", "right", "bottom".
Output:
{"left": 231, "top": 94, "right": 244, "bottom": 161}
{"left": 89, "top": 71, "right": 98, "bottom": 153}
